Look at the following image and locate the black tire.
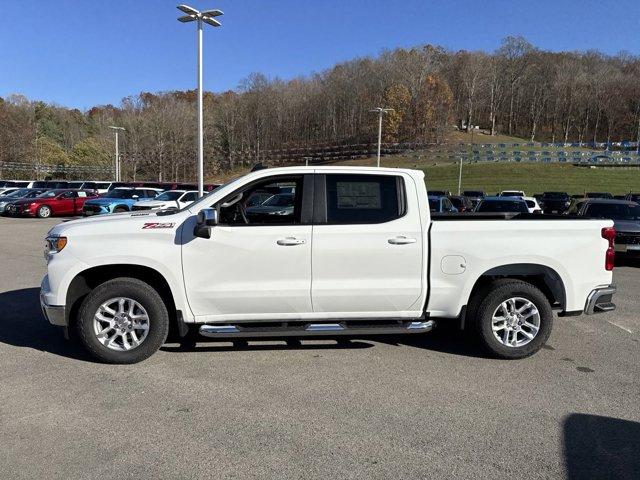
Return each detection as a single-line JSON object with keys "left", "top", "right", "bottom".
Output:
{"left": 113, "top": 206, "right": 128, "bottom": 213}
{"left": 76, "top": 277, "right": 169, "bottom": 364}
{"left": 473, "top": 279, "right": 553, "bottom": 359}
{"left": 36, "top": 205, "right": 52, "bottom": 218}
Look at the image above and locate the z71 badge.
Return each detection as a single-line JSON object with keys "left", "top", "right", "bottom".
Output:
{"left": 142, "top": 222, "right": 175, "bottom": 229}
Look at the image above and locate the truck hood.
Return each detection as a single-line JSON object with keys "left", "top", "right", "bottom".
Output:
{"left": 48, "top": 209, "right": 183, "bottom": 235}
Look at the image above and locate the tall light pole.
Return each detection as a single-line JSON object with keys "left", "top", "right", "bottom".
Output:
{"left": 370, "top": 107, "right": 393, "bottom": 167}
{"left": 177, "top": 4, "right": 223, "bottom": 197}
{"left": 108, "top": 126, "right": 125, "bottom": 181}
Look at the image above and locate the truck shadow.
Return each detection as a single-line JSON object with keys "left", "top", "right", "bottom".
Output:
{"left": 0, "top": 288, "right": 486, "bottom": 360}
{"left": 563, "top": 413, "right": 640, "bottom": 479}
{"left": 0, "top": 287, "right": 90, "bottom": 361}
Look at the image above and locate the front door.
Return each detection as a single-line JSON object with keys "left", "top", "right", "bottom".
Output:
{"left": 311, "top": 173, "right": 424, "bottom": 316}
{"left": 181, "top": 175, "right": 313, "bottom": 321}
{"left": 56, "top": 191, "right": 76, "bottom": 215}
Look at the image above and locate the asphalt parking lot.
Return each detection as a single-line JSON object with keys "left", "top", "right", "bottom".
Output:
{"left": 0, "top": 216, "right": 638, "bottom": 480}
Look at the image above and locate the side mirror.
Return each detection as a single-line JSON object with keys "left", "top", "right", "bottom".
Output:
{"left": 194, "top": 208, "right": 218, "bottom": 239}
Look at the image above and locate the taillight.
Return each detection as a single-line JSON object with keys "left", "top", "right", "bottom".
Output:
{"left": 601, "top": 227, "right": 616, "bottom": 271}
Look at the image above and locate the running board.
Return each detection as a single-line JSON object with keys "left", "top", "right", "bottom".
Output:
{"left": 198, "top": 320, "right": 435, "bottom": 339}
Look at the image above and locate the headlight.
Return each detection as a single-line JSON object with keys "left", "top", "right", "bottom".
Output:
{"left": 45, "top": 235, "right": 67, "bottom": 256}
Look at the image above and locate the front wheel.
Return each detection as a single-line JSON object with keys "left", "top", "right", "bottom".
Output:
{"left": 76, "top": 278, "right": 169, "bottom": 364}
{"left": 473, "top": 279, "right": 553, "bottom": 359}
{"left": 37, "top": 205, "right": 52, "bottom": 218}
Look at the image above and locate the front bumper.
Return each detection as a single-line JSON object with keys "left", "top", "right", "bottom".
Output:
{"left": 40, "top": 291, "right": 66, "bottom": 326}
{"left": 40, "top": 275, "right": 67, "bottom": 326}
{"left": 584, "top": 285, "right": 616, "bottom": 315}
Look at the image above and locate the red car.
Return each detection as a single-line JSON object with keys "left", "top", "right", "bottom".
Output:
{"left": 5, "top": 189, "right": 98, "bottom": 218}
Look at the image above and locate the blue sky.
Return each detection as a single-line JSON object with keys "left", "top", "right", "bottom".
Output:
{"left": 1, "top": 0, "right": 639, "bottom": 109}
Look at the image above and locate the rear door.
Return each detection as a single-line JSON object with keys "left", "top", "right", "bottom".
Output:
{"left": 311, "top": 172, "right": 424, "bottom": 315}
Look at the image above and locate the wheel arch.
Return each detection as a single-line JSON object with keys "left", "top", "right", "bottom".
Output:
{"left": 469, "top": 263, "right": 566, "bottom": 311}
{"left": 66, "top": 264, "right": 178, "bottom": 333}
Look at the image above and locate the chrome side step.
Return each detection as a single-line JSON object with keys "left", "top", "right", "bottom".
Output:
{"left": 198, "top": 320, "right": 435, "bottom": 339}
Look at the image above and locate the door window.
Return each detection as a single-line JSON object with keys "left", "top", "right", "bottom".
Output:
{"left": 59, "top": 191, "right": 76, "bottom": 199}
{"left": 325, "top": 174, "right": 404, "bottom": 224}
{"left": 218, "top": 176, "right": 303, "bottom": 226}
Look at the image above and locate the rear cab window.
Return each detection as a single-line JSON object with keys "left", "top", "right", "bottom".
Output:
{"left": 323, "top": 174, "right": 405, "bottom": 224}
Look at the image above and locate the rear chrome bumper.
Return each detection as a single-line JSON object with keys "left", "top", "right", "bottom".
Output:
{"left": 584, "top": 285, "right": 616, "bottom": 315}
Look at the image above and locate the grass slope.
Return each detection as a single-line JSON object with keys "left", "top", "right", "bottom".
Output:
{"left": 424, "top": 162, "right": 640, "bottom": 195}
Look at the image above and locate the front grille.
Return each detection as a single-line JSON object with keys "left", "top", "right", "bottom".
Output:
{"left": 616, "top": 232, "right": 640, "bottom": 245}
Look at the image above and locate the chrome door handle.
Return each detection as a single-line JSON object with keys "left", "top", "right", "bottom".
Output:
{"left": 388, "top": 236, "right": 417, "bottom": 245}
{"left": 277, "top": 237, "right": 306, "bottom": 246}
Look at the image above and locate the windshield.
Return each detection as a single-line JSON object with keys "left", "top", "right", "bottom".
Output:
{"left": 102, "top": 189, "right": 138, "bottom": 199}
{"left": 477, "top": 200, "right": 528, "bottom": 213}
{"left": 586, "top": 203, "right": 640, "bottom": 220}
{"left": 262, "top": 193, "right": 294, "bottom": 207}
{"left": 154, "top": 191, "right": 183, "bottom": 201}
{"left": 500, "top": 191, "right": 523, "bottom": 197}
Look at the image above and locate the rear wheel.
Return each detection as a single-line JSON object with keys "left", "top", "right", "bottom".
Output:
{"left": 36, "top": 205, "right": 52, "bottom": 218}
{"left": 76, "top": 278, "right": 169, "bottom": 364}
{"left": 473, "top": 279, "right": 553, "bottom": 359}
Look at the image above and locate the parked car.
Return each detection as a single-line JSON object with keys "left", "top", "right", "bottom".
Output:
{"left": 40, "top": 166, "right": 616, "bottom": 364}
{"left": 82, "top": 187, "right": 163, "bottom": 215}
{"left": 428, "top": 195, "right": 458, "bottom": 213}
{"left": 522, "top": 196, "right": 543, "bottom": 214}
{"left": 475, "top": 196, "right": 529, "bottom": 213}
{"left": 613, "top": 195, "right": 627, "bottom": 200}
{"left": 570, "top": 199, "right": 640, "bottom": 257}
{"left": 540, "top": 192, "right": 571, "bottom": 214}
{"left": 5, "top": 189, "right": 98, "bottom": 218}
{"left": 429, "top": 190, "right": 451, "bottom": 196}
{"left": 498, "top": 190, "right": 526, "bottom": 197}
{"left": 585, "top": 192, "right": 613, "bottom": 199}
{"left": 448, "top": 195, "right": 474, "bottom": 212}
{"left": 131, "top": 190, "right": 198, "bottom": 211}
{"left": 77, "top": 182, "right": 116, "bottom": 194}
{"left": 0, "top": 188, "right": 47, "bottom": 214}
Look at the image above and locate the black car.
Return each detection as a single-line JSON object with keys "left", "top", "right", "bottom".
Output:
{"left": 625, "top": 193, "right": 640, "bottom": 203}
{"left": 572, "top": 199, "right": 640, "bottom": 257}
{"left": 540, "top": 191, "right": 571, "bottom": 214}
{"left": 474, "top": 197, "right": 529, "bottom": 214}
{"left": 429, "top": 190, "right": 451, "bottom": 196}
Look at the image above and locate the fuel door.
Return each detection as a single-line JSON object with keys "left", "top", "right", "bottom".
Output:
{"left": 441, "top": 255, "right": 467, "bottom": 275}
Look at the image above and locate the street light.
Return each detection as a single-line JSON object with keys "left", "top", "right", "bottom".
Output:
{"left": 177, "top": 4, "right": 223, "bottom": 197}
{"left": 108, "top": 126, "right": 125, "bottom": 181}
{"left": 370, "top": 107, "right": 394, "bottom": 167}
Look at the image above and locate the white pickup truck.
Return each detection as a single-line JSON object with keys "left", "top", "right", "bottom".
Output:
{"left": 40, "top": 166, "right": 617, "bottom": 364}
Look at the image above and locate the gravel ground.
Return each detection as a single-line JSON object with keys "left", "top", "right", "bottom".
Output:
{"left": 0, "top": 216, "right": 638, "bottom": 480}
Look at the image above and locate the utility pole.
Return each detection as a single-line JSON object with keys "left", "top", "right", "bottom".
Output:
{"left": 177, "top": 4, "right": 223, "bottom": 197}
{"left": 108, "top": 126, "right": 125, "bottom": 181}
{"left": 459, "top": 127, "right": 475, "bottom": 195}
{"left": 370, "top": 107, "right": 393, "bottom": 167}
